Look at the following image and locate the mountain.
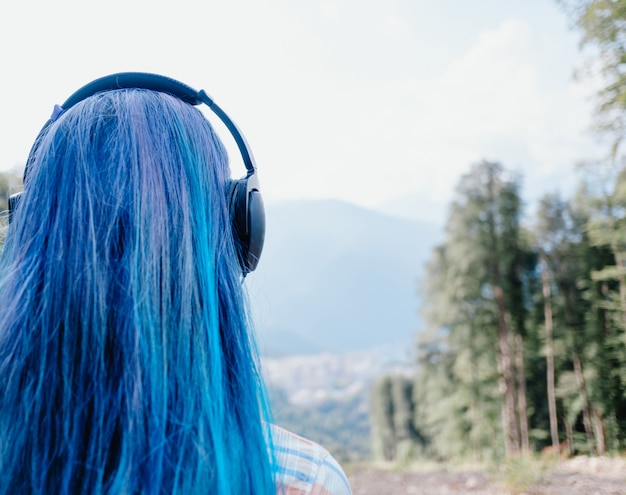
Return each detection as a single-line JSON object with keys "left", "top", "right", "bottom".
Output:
{"left": 245, "top": 199, "right": 443, "bottom": 355}
{"left": 376, "top": 191, "right": 449, "bottom": 226}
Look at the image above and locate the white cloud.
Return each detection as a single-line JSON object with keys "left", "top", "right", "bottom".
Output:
{"left": 275, "top": 17, "right": 601, "bottom": 221}
{"left": 0, "top": 2, "right": 602, "bottom": 226}
{"left": 320, "top": 2, "right": 340, "bottom": 23}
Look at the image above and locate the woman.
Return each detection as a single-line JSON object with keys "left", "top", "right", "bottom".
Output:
{"left": 0, "top": 74, "right": 351, "bottom": 495}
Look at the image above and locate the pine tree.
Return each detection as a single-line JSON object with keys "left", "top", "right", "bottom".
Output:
{"left": 417, "top": 161, "right": 530, "bottom": 459}
{"left": 370, "top": 376, "right": 396, "bottom": 461}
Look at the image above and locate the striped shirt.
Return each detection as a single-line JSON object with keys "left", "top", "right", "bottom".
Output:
{"left": 272, "top": 425, "right": 353, "bottom": 495}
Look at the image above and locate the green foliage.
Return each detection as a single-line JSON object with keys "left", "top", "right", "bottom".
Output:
{"left": 0, "top": 170, "right": 22, "bottom": 214}
{"left": 407, "top": 161, "right": 531, "bottom": 461}
{"left": 0, "top": 170, "right": 23, "bottom": 250}
{"left": 559, "top": 0, "right": 626, "bottom": 153}
{"left": 370, "top": 375, "right": 426, "bottom": 463}
{"left": 370, "top": 376, "right": 396, "bottom": 461}
{"left": 371, "top": 156, "right": 626, "bottom": 465}
{"left": 390, "top": 375, "right": 420, "bottom": 462}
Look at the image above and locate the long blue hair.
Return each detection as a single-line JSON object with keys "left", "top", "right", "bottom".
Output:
{"left": 0, "top": 89, "right": 275, "bottom": 494}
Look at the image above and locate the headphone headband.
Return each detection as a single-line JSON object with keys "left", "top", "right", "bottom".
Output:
{"left": 11, "top": 72, "right": 266, "bottom": 273}
{"left": 55, "top": 72, "right": 257, "bottom": 175}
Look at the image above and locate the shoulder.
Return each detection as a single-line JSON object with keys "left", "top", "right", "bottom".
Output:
{"left": 270, "top": 424, "right": 353, "bottom": 495}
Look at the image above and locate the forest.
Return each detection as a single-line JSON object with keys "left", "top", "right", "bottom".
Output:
{"left": 371, "top": 159, "right": 626, "bottom": 462}
{"left": 371, "top": 0, "right": 626, "bottom": 464}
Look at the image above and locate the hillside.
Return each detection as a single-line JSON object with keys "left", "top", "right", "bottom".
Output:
{"left": 246, "top": 199, "right": 443, "bottom": 355}
{"left": 264, "top": 349, "right": 416, "bottom": 460}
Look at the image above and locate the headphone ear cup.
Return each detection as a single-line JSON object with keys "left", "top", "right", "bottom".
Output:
{"left": 245, "top": 188, "right": 265, "bottom": 272}
{"left": 7, "top": 192, "right": 23, "bottom": 223}
{"left": 229, "top": 177, "right": 265, "bottom": 273}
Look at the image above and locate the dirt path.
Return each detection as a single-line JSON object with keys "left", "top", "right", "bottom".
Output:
{"left": 346, "top": 456, "right": 626, "bottom": 494}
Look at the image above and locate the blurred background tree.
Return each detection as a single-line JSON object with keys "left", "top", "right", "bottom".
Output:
{"left": 369, "top": 155, "right": 626, "bottom": 461}
{"left": 0, "top": 170, "right": 21, "bottom": 213}
{"left": 558, "top": 0, "right": 626, "bottom": 154}
{"left": 0, "top": 171, "right": 22, "bottom": 249}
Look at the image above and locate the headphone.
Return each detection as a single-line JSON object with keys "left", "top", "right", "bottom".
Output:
{"left": 8, "top": 72, "right": 265, "bottom": 274}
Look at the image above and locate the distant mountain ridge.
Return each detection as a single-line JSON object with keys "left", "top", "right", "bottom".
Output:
{"left": 246, "top": 199, "right": 443, "bottom": 355}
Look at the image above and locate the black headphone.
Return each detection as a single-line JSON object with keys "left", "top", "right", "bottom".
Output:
{"left": 8, "top": 72, "right": 265, "bottom": 274}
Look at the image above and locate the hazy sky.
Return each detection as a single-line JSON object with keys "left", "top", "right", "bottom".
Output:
{"left": 0, "top": 0, "right": 602, "bottom": 225}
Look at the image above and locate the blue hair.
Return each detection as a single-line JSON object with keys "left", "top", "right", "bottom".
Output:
{"left": 0, "top": 90, "right": 275, "bottom": 494}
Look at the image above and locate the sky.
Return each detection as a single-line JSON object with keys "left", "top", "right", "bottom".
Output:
{"left": 0, "top": 0, "right": 603, "bottom": 226}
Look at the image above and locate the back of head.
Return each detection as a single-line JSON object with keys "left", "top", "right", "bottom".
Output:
{"left": 0, "top": 89, "right": 275, "bottom": 494}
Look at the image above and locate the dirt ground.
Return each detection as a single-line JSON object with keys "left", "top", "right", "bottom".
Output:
{"left": 346, "top": 456, "right": 626, "bottom": 494}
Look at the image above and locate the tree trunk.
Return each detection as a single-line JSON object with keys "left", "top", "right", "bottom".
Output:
{"left": 469, "top": 354, "right": 482, "bottom": 463}
{"left": 592, "top": 407, "right": 606, "bottom": 455}
{"left": 515, "top": 333, "right": 530, "bottom": 454}
{"left": 610, "top": 244, "right": 626, "bottom": 331}
{"left": 573, "top": 352, "right": 596, "bottom": 454}
{"left": 565, "top": 416, "right": 574, "bottom": 456}
{"left": 495, "top": 286, "right": 520, "bottom": 456}
{"left": 542, "top": 264, "right": 560, "bottom": 452}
